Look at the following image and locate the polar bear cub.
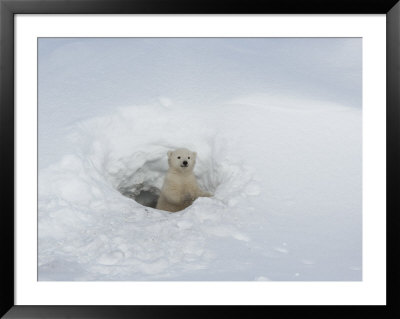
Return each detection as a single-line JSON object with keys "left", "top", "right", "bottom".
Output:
{"left": 156, "top": 148, "right": 212, "bottom": 212}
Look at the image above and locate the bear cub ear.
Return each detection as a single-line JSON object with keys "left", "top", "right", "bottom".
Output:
{"left": 167, "top": 151, "right": 173, "bottom": 158}
{"left": 192, "top": 152, "right": 197, "bottom": 158}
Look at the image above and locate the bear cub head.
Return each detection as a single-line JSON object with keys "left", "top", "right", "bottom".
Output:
{"left": 168, "top": 148, "right": 197, "bottom": 173}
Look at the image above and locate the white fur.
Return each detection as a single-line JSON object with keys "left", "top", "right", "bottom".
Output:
{"left": 156, "top": 148, "right": 211, "bottom": 212}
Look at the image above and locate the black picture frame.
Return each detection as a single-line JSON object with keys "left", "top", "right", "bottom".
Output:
{"left": 1, "top": 0, "right": 399, "bottom": 318}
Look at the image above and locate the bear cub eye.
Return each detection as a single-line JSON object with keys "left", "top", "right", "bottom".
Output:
{"left": 177, "top": 156, "right": 181, "bottom": 159}
{"left": 188, "top": 157, "right": 190, "bottom": 159}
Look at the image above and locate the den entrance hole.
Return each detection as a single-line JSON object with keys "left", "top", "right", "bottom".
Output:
{"left": 119, "top": 185, "right": 160, "bottom": 208}
{"left": 111, "top": 151, "right": 221, "bottom": 210}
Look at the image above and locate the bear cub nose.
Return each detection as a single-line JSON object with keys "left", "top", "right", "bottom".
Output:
{"left": 182, "top": 161, "right": 188, "bottom": 166}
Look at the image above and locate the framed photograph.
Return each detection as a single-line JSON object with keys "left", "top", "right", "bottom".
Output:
{"left": 1, "top": 0, "right": 399, "bottom": 318}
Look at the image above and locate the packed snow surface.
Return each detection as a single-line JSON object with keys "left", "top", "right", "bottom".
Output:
{"left": 38, "top": 38, "right": 362, "bottom": 281}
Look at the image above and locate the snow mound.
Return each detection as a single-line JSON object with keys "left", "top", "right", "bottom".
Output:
{"left": 68, "top": 104, "right": 254, "bottom": 206}
{"left": 39, "top": 103, "right": 258, "bottom": 280}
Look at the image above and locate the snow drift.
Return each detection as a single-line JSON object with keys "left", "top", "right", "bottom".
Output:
{"left": 38, "top": 95, "right": 361, "bottom": 281}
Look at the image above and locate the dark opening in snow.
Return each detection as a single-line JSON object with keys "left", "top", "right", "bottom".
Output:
{"left": 133, "top": 188, "right": 160, "bottom": 208}
{"left": 120, "top": 185, "right": 160, "bottom": 208}
{"left": 109, "top": 151, "right": 218, "bottom": 210}
{"left": 109, "top": 154, "right": 165, "bottom": 209}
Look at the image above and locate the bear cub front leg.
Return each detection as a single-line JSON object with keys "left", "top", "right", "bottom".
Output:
{"left": 183, "top": 193, "right": 195, "bottom": 206}
{"left": 198, "top": 190, "right": 212, "bottom": 198}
